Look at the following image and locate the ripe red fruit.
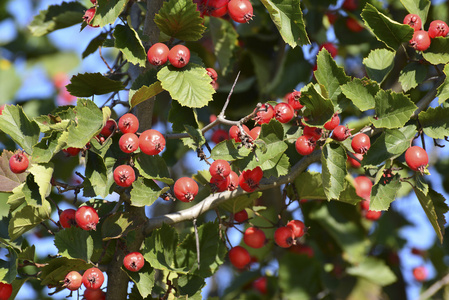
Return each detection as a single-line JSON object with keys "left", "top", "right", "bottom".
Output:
{"left": 295, "top": 135, "right": 316, "bottom": 156}
{"left": 331, "top": 125, "right": 351, "bottom": 141}
{"left": 100, "top": 119, "right": 117, "bottom": 138}
{"left": 206, "top": 67, "right": 218, "bottom": 82}
{"left": 210, "top": 176, "right": 229, "bottom": 192}
{"left": 59, "top": 209, "right": 77, "bottom": 228}
{"left": 113, "top": 165, "right": 136, "bottom": 187}
{"left": 428, "top": 20, "right": 449, "bottom": 38}
{"left": 63, "top": 147, "right": 82, "bottom": 156}
{"left": 205, "top": 0, "right": 229, "bottom": 17}
{"left": 354, "top": 176, "right": 372, "bottom": 200}
{"left": 123, "top": 252, "right": 145, "bottom": 272}
{"left": 239, "top": 166, "right": 263, "bottom": 192}
{"left": 254, "top": 103, "right": 275, "bottom": 125}
{"left": 253, "top": 276, "right": 267, "bottom": 294}
{"left": 410, "top": 30, "right": 431, "bottom": 51}
{"left": 286, "top": 220, "right": 305, "bottom": 239}
{"left": 119, "top": 133, "right": 139, "bottom": 154}
{"left": 413, "top": 266, "right": 427, "bottom": 282}
{"left": 365, "top": 209, "right": 382, "bottom": 221}
{"left": 243, "top": 227, "right": 266, "bottom": 248}
{"left": 75, "top": 206, "right": 99, "bottom": 231}
{"left": 211, "top": 129, "right": 229, "bottom": 144}
{"left": 347, "top": 152, "right": 363, "bottom": 168}
{"left": 405, "top": 146, "right": 429, "bottom": 172}
{"left": 83, "top": 7, "right": 97, "bottom": 26}
{"left": 64, "top": 271, "right": 83, "bottom": 291}
{"left": 346, "top": 17, "right": 364, "bottom": 32}
{"left": 234, "top": 210, "right": 248, "bottom": 223}
{"left": 9, "top": 152, "right": 29, "bottom": 174}
{"left": 342, "top": 0, "right": 358, "bottom": 11}
{"left": 324, "top": 114, "right": 340, "bottom": 131}
{"left": 249, "top": 127, "right": 261, "bottom": 140}
{"left": 274, "top": 103, "right": 294, "bottom": 123}
{"left": 84, "top": 288, "right": 106, "bottom": 300}
{"left": 174, "top": 177, "right": 199, "bottom": 202}
{"left": 168, "top": 45, "right": 190, "bottom": 68}
{"left": 228, "top": 246, "right": 251, "bottom": 269}
{"left": 82, "top": 267, "right": 104, "bottom": 290}
{"left": 290, "top": 244, "right": 314, "bottom": 257}
{"left": 286, "top": 91, "right": 303, "bottom": 110}
{"left": 274, "top": 226, "right": 294, "bottom": 248}
{"left": 351, "top": 133, "right": 371, "bottom": 154}
{"left": 303, "top": 126, "right": 322, "bottom": 140}
{"left": 118, "top": 113, "right": 139, "bottom": 134}
{"left": 139, "top": 129, "right": 166, "bottom": 155}
{"left": 229, "top": 125, "right": 250, "bottom": 142}
{"left": 403, "top": 14, "right": 422, "bottom": 31}
{"left": 0, "top": 282, "right": 12, "bottom": 300}
{"left": 147, "top": 43, "right": 169, "bottom": 66}
{"left": 228, "top": 0, "right": 254, "bottom": 23}
{"left": 210, "top": 159, "right": 231, "bottom": 179}
{"left": 319, "top": 42, "right": 338, "bottom": 58}
{"left": 227, "top": 171, "right": 239, "bottom": 191}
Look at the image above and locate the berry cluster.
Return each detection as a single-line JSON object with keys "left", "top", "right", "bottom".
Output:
{"left": 147, "top": 43, "right": 191, "bottom": 68}
{"left": 404, "top": 14, "right": 449, "bottom": 51}
{"left": 63, "top": 267, "right": 105, "bottom": 299}
{"left": 196, "top": 0, "right": 254, "bottom": 23}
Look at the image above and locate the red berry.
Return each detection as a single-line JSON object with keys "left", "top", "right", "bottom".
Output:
{"left": 274, "top": 226, "right": 294, "bottom": 248}
{"left": 0, "top": 105, "right": 5, "bottom": 115}
{"left": 228, "top": 0, "right": 254, "bottom": 23}
{"left": 123, "top": 252, "right": 145, "bottom": 272}
{"left": 205, "top": 0, "right": 229, "bottom": 17}
{"left": 303, "top": 126, "right": 322, "bottom": 140}
{"left": 286, "top": 91, "right": 303, "bottom": 110}
{"left": 342, "top": 0, "right": 358, "bottom": 11}
{"left": 113, "top": 165, "right": 136, "bottom": 187}
{"left": 346, "top": 17, "right": 364, "bottom": 32}
{"left": 428, "top": 20, "right": 449, "bottom": 38}
{"left": 239, "top": 167, "right": 263, "bottom": 192}
{"left": 229, "top": 125, "right": 250, "bottom": 142}
{"left": 59, "top": 209, "right": 77, "bottom": 228}
{"left": 210, "top": 176, "right": 229, "bottom": 192}
{"left": 290, "top": 244, "right": 314, "bottom": 257}
{"left": 331, "top": 125, "right": 351, "bottom": 141}
{"left": 253, "top": 276, "right": 267, "bottom": 294}
{"left": 211, "top": 129, "right": 229, "bottom": 144}
{"left": 295, "top": 135, "right": 316, "bottom": 156}
{"left": 228, "top": 246, "right": 251, "bottom": 269}
{"left": 403, "top": 14, "right": 422, "bottom": 31}
{"left": 147, "top": 43, "right": 169, "bottom": 66}
{"left": 210, "top": 159, "right": 231, "bottom": 179}
{"left": 174, "top": 177, "right": 199, "bottom": 202}
{"left": 64, "top": 271, "right": 83, "bottom": 291}
{"left": 351, "top": 133, "right": 371, "bottom": 154}
{"left": 410, "top": 30, "right": 431, "bottom": 51}
{"left": 83, "top": 7, "right": 97, "bottom": 26}
{"left": 354, "top": 176, "right": 372, "bottom": 200}
{"left": 118, "top": 113, "right": 139, "bottom": 134}
{"left": 324, "top": 114, "right": 340, "bottom": 131}
{"left": 63, "top": 147, "right": 82, "bottom": 157}
{"left": 365, "top": 209, "right": 382, "bottom": 221}
{"left": 254, "top": 103, "right": 275, "bottom": 125}
{"left": 227, "top": 171, "right": 239, "bottom": 191}
{"left": 9, "top": 152, "right": 29, "bottom": 174}
{"left": 274, "top": 103, "right": 294, "bottom": 123}
{"left": 206, "top": 67, "right": 218, "bottom": 82}
{"left": 405, "top": 146, "right": 429, "bottom": 172}
{"left": 234, "top": 209, "right": 248, "bottom": 223}
{"left": 286, "top": 220, "right": 305, "bottom": 239}
{"left": 168, "top": 45, "right": 190, "bottom": 68}
{"left": 119, "top": 133, "right": 139, "bottom": 154}
{"left": 319, "top": 42, "right": 338, "bottom": 58}
{"left": 100, "top": 119, "right": 117, "bottom": 138}
{"left": 139, "top": 129, "right": 166, "bottom": 155}
{"left": 326, "top": 12, "right": 338, "bottom": 25}
{"left": 82, "top": 267, "right": 104, "bottom": 290}
{"left": 249, "top": 127, "right": 261, "bottom": 140}
{"left": 84, "top": 288, "right": 106, "bottom": 300}
{"left": 347, "top": 152, "right": 363, "bottom": 168}
{"left": 243, "top": 227, "right": 266, "bottom": 249}
{"left": 413, "top": 266, "right": 427, "bottom": 282}
{"left": 75, "top": 206, "right": 99, "bottom": 231}
{"left": 0, "top": 283, "right": 12, "bottom": 300}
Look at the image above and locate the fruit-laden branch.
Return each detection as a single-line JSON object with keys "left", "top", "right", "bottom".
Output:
{"left": 143, "top": 151, "right": 321, "bottom": 235}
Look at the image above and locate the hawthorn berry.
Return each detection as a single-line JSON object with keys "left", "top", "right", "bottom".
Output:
{"left": 346, "top": 17, "right": 364, "bottom": 32}
{"left": 82, "top": 267, "right": 104, "bottom": 290}
{"left": 9, "top": 152, "right": 29, "bottom": 174}
{"left": 243, "top": 227, "right": 266, "bottom": 249}
{"left": 228, "top": 246, "right": 251, "bottom": 269}
{"left": 331, "top": 125, "right": 351, "bottom": 141}
{"left": 227, "top": 171, "right": 239, "bottom": 191}
{"left": 286, "top": 220, "right": 305, "bottom": 239}
{"left": 254, "top": 103, "right": 275, "bottom": 125}
{"left": 347, "top": 152, "right": 363, "bottom": 168}
{"left": 168, "top": 45, "right": 190, "bottom": 68}
{"left": 75, "top": 206, "right": 99, "bottom": 231}
{"left": 119, "top": 133, "right": 139, "bottom": 154}
{"left": 413, "top": 266, "right": 427, "bottom": 282}
{"left": 228, "top": 0, "right": 254, "bottom": 23}
{"left": 428, "top": 20, "right": 449, "bottom": 38}
{"left": 303, "top": 126, "right": 322, "bottom": 140}
{"left": 123, "top": 252, "right": 145, "bottom": 272}
{"left": 365, "top": 209, "right": 382, "bottom": 221}
{"left": 229, "top": 125, "right": 250, "bottom": 142}
{"left": 205, "top": 0, "right": 229, "bottom": 18}
{"left": 0, "top": 283, "right": 12, "bottom": 300}
{"left": 59, "top": 209, "right": 77, "bottom": 228}
{"left": 63, "top": 147, "right": 82, "bottom": 157}
{"left": 253, "top": 276, "right": 267, "bottom": 294}
{"left": 139, "top": 129, "right": 166, "bottom": 155}
{"left": 290, "top": 244, "right": 314, "bottom": 257}
{"left": 274, "top": 102, "right": 294, "bottom": 123}
{"left": 295, "top": 135, "right": 316, "bottom": 156}
{"left": 100, "top": 119, "right": 117, "bottom": 138}
{"left": 64, "top": 271, "right": 83, "bottom": 291}
{"left": 206, "top": 67, "right": 218, "bottom": 82}
{"left": 211, "top": 128, "right": 229, "bottom": 144}
{"left": 403, "top": 14, "right": 422, "bottom": 31}
{"left": 239, "top": 167, "right": 263, "bottom": 193}
{"left": 83, "top": 7, "right": 97, "bottom": 26}
{"left": 210, "top": 176, "right": 229, "bottom": 192}
{"left": 274, "top": 226, "right": 294, "bottom": 248}
{"left": 113, "top": 165, "right": 136, "bottom": 187}
{"left": 174, "top": 177, "right": 199, "bottom": 202}
{"left": 147, "top": 43, "right": 169, "bottom": 66}
{"left": 410, "top": 30, "right": 431, "bottom": 51}
{"left": 342, "top": 0, "right": 358, "bottom": 11}
{"left": 83, "top": 288, "right": 106, "bottom": 300}
{"left": 118, "top": 113, "right": 139, "bottom": 134}
{"left": 233, "top": 209, "right": 248, "bottom": 223}
{"left": 351, "top": 133, "right": 371, "bottom": 154}
{"left": 210, "top": 159, "right": 231, "bottom": 179}
{"left": 354, "top": 176, "right": 372, "bottom": 200}
{"left": 319, "top": 42, "right": 338, "bottom": 58}
{"left": 286, "top": 91, "right": 303, "bottom": 110}
{"left": 324, "top": 114, "right": 340, "bottom": 131}
{"left": 405, "top": 146, "right": 428, "bottom": 172}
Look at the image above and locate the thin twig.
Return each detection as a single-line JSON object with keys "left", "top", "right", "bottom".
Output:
{"left": 99, "top": 47, "right": 113, "bottom": 72}
{"left": 418, "top": 272, "right": 449, "bottom": 300}
{"left": 193, "top": 218, "right": 200, "bottom": 270}
{"left": 219, "top": 71, "right": 240, "bottom": 119}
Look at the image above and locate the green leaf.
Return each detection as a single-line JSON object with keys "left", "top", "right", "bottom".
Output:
{"left": 8, "top": 200, "right": 51, "bottom": 240}
{"left": 154, "top": 0, "right": 206, "bottom": 41}
{"left": 259, "top": 0, "right": 310, "bottom": 47}
{"left": 0, "top": 247, "right": 17, "bottom": 283}
{"left": 0, "top": 105, "right": 40, "bottom": 154}
{"left": 130, "top": 177, "right": 169, "bottom": 207}
{"left": 113, "top": 24, "right": 147, "bottom": 67}
{"left": 347, "top": 257, "right": 397, "bottom": 286}
{"left": 341, "top": 78, "right": 379, "bottom": 111}
{"left": 28, "top": 163, "right": 54, "bottom": 205}
{"left": 54, "top": 227, "right": 94, "bottom": 261}
{"left": 437, "top": 64, "right": 449, "bottom": 104}
{"left": 0, "top": 151, "right": 27, "bottom": 193}
{"left": 82, "top": 32, "right": 107, "bottom": 58}
{"left": 422, "top": 37, "right": 449, "bottom": 65}
{"left": 158, "top": 64, "right": 215, "bottom": 108}
{"left": 219, "top": 192, "right": 262, "bottom": 213}
{"left": 66, "top": 73, "right": 125, "bottom": 97}
{"left": 129, "top": 70, "right": 163, "bottom": 108}
{"left": 28, "top": 2, "right": 85, "bottom": 37}
{"left": 22, "top": 174, "right": 42, "bottom": 207}
{"left": 299, "top": 84, "right": 335, "bottom": 126}
{"left": 101, "top": 212, "right": 133, "bottom": 241}
{"left": 210, "top": 140, "right": 252, "bottom": 161}
{"left": 168, "top": 100, "right": 199, "bottom": 133}
{"left": 0, "top": 61, "right": 21, "bottom": 102}
{"left": 370, "top": 173, "right": 402, "bottom": 211}
{"left": 293, "top": 171, "right": 326, "bottom": 200}
{"left": 177, "top": 274, "right": 205, "bottom": 297}
{"left": 84, "top": 151, "right": 113, "bottom": 198}
{"left": 182, "top": 125, "right": 206, "bottom": 150}
{"left": 125, "top": 263, "right": 155, "bottom": 298}
{"left": 370, "top": 90, "right": 417, "bottom": 129}
{"left": 419, "top": 106, "right": 449, "bottom": 139}
{"left": 31, "top": 131, "right": 65, "bottom": 163}
{"left": 361, "top": 3, "right": 414, "bottom": 50}
{"left": 415, "top": 188, "right": 448, "bottom": 243}
{"left": 400, "top": 0, "right": 431, "bottom": 25}
{"left": 363, "top": 49, "right": 396, "bottom": 83}
{"left": 209, "top": 17, "right": 238, "bottom": 74}
{"left": 362, "top": 125, "right": 417, "bottom": 167}
{"left": 91, "top": 0, "right": 129, "bottom": 27}
{"left": 40, "top": 257, "right": 92, "bottom": 287}
{"left": 260, "top": 152, "right": 290, "bottom": 178}
{"left": 134, "top": 155, "right": 173, "bottom": 185}
{"left": 416, "top": 174, "right": 429, "bottom": 196}
{"left": 321, "top": 143, "right": 347, "bottom": 200}
{"left": 399, "top": 62, "right": 427, "bottom": 92}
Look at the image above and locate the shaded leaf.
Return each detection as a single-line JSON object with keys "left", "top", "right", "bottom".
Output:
{"left": 84, "top": 151, "right": 113, "bottom": 198}
{"left": 370, "top": 173, "right": 402, "bottom": 211}
{"left": 91, "top": 0, "right": 129, "bottom": 27}
{"left": 422, "top": 37, "right": 449, "bottom": 65}
{"left": 347, "top": 257, "right": 397, "bottom": 286}
{"left": 66, "top": 73, "right": 125, "bottom": 97}
{"left": 209, "top": 17, "right": 238, "bottom": 74}
{"left": 28, "top": 163, "right": 54, "bottom": 205}
{"left": 300, "top": 84, "right": 335, "bottom": 126}
{"left": 399, "top": 62, "right": 427, "bottom": 92}
{"left": 370, "top": 90, "right": 417, "bottom": 129}
{"left": 82, "top": 32, "right": 107, "bottom": 58}
{"left": 113, "top": 24, "right": 147, "bottom": 67}
{"left": 0, "top": 247, "right": 17, "bottom": 283}
{"left": 102, "top": 212, "right": 133, "bottom": 241}
{"left": 415, "top": 188, "right": 448, "bottom": 243}
{"left": 168, "top": 100, "right": 199, "bottom": 133}
{"left": 437, "top": 63, "right": 449, "bottom": 104}
{"left": 129, "top": 70, "right": 163, "bottom": 108}
{"left": 125, "top": 263, "right": 155, "bottom": 298}
{"left": 363, "top": 49, "right": 396, "bottom": 83}
{"left": 321, "top": 143, "right": 347, "bottom": 200}
{"left": 419, "top": 106, "right": 449, "bottom": 139}
{"left": 54, "top": 227, "right": 94, "bottom": 261}
{"left": 134, "top": 154, "right": 173, "bottom": 185}
{"left": 9, "top": 200, "right": 51, "bottom": 240}
{"left": 130, "top": 177, "right": 169, "bottom": 207}
{"left": 31, "top": 131, "right": 65, "bottom": 163}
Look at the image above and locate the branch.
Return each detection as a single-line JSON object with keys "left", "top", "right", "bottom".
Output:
{"left": 412, "top": 74, "right": 446, "bottom": 118}
{"left": 418, "top": 272, "right": 449, "bottom": 300}
{"left": 143, "top": 151, "right": 321, "bottom": 235}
